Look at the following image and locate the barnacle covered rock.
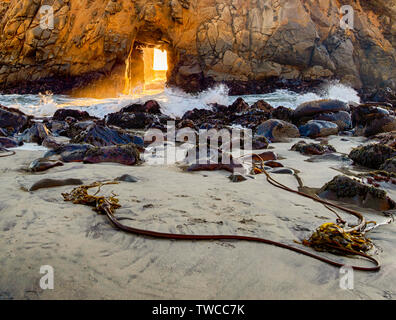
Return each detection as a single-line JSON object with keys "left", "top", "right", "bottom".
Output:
{"left": 380, "top": 157, "right": 396, "bottom": 173}
{"left": 291, "top": 141, "right": 336, "bottom": 155}
{"left": 318, "top": 175, "right": 396, "bottom": 211}
{"left": 349, "top": 143, "right": 396, "bottom": 169}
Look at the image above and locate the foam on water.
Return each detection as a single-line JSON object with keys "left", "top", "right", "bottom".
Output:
{"left": 0, "top": 81, "right": 360, "bottom": 119}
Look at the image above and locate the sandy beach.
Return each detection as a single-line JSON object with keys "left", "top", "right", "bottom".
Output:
{"left": 1, "top": 135, "right": 395, "bottom": 300}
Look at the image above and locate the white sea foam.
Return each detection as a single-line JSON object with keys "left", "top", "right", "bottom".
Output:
{"left": 0, "top": 82, "right": 360, "bottom": 119}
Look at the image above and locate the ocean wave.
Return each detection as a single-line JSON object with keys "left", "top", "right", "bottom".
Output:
{"left": 0, "top": 82, "right": 360, "bottom": 119}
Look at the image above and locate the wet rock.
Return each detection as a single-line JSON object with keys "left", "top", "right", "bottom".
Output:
{"left": 251, "top": 100, "right": 273, "bottom": 112}
{"left": 182, "top": 108, "right": 215, "bottom": 121}
{"left": 66, "top": 121, "right": 96, "bottom": 138}
{"left": 293, "top": 100, "right": 349, "bottom": 121}
{"left": 83, "top": 143, "right": 140, "bottom": 166}
{"left": 349, "top": 144, "right": 396, "bottom": 169}
{"left": 291, "top": 141, "right": 336, "bottom": 155}
{"left": 44, "top": 144, "right": 93, "bottom": 162}
{"left": 115, "top": 174, "right": 139, "bottom": 183}
{"left": 252, "top": 136, "right": 270, "bottom": 149}
{"left": 0, "top": 137, "right": 21, "bottom": 148}
{"left": 363, "top": 115, "right": 396, "bottom": 137}
{"left": 176, "top": 119, "right": 197, "bottom": 130}
{"left": 0, "top": 105, "right": 31, "bottom": 135}
{"left": 29, "top": 178, "right": 83, "bottom": 191}
{"left": 53, "top": 109, "right": 92, "bottom": 121}
{"left": 313, "top": 111, "right": 352, "bottom": 131}
{"left": 351, "top": 104, "right": 396, "bottom": 137}
{"left": 70, "top": 124, "right": 144, "bottom": 147}
{"left": 270, "top": 106, "right": 293, "bottom": 123}
{"left": 299, "top": 120, "right": 339, "bottom": 138}
{"left": 271, "top": 168, "right": 295, "bottom": 175}
{"left": 229, "top": 97, "right": 249, "bottom": 113}
{"left": 29, "top": 159, "right": 64, "bottom": 172}
{"left": 231, "top": 109, "right": 269, "bottom": 129}
{"left": 374, "top": 131, "right": 396, "bottom": 149}
{"left": 187, "top": 159, "right": 244, "bottom": 173}
{"left": 318, "top": 175, "right": 396, "bottom": 211}
{"left": 41, "top": 136, "right": 68, "bottom": 149}
{"left": 120, "top": 100, "right": 162, "bottom": 114}
{"left": 264, "top": 160, "right": 284, "bottom": 168}
{"left": 351, "top": 104, "right": 390, "bottom": 127}
{"left": 228, "top": 173, "right": 247, "bottom": 182}
{"left": 210, "top": 103, "right": 228, "bottom": 113}
{"left": 0, "top": 128, "right": 8, "bottom": 136}
{"left": 46, "top": 120, "right": 69, "bottom": 136}
{"left": 106, "top": 112, "right": 163, "bottom": 130}
{"left": 256, "top": 119, "right": 299, "bottom": 142}
{"left": 19, "top": 123, "right": 51, "bottom": 145}
{"left": 252, "top": 151, "right": 277, "bottom": 162}
{"left": 379, "top": 157, "right": 396, "bottom": 173}
{"left": 305, "top": 153, "right": 352, "bottom": 164}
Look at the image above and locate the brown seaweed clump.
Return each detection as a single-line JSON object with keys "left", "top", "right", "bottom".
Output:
{"left": 303, "top": 223, "right": 373, "bottom": 254}
{"left": 349, "top": 143, "right": 396, "bottom": 169}
{"left": 318, "top": 175, "right": 396, "bottom": 211}
{"left": 62, "top": 181, "right": 121, "bottom": 214}
{"left": 291, "top": 141, "right": 336, "bottom": 156}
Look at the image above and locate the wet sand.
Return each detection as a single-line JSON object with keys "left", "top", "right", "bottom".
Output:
{"left": 0, "top": 136, "right": 395, "bottom": 300}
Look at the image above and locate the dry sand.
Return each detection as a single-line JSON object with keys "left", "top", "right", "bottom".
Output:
{"left": 0, "top": 136, "right": 395, "bottom": 300}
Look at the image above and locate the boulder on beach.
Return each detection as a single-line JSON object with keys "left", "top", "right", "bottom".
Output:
{"left": 46, "top": 120, "right": 70, "bottom": 136}
{"left": 293, "top": 100, "right": 349, "bottom": 120}
{"left": 313, "top": 111, "right": 352, "bottom": 131}
{"left": 83, "top": 143, "right": 141, "bottom": 166}
{"left": 0, "top": 137, "right": 21, "bottom": 148}
{"left": 351, "top": 104, "right": 396, "bottom": 137}
{"left": 29, "top": 178, "right": 84, "bottom": 192}
{"left": 0, "top": 105, "right": 31, "bottom": 135}
{"left": 380, "top": 157, "right": 396, "bottom": 173}
{"left": 298, "top": 120, "right": 339, "bottom": 138}
{"left": 349, "top": 143, "right": 396, "bottom": 169}
{"left": 19, "top": 123, "right": 51, "bottom": 145}
{"left": 363, "top": 115, "right": 396, "bottom": 137}
{"left": 256, "top": 119, "right": 299, "bottom": 142}
{"left": 270, "top": 106, "right": 293, "bottom": 123}
{"left": 291, "top": 141, "right": 336, "bottom": 155}
{"left": 351, "top": 104, "right": 390, "bottom": 127}
{"left": 66, "top": 121, "right": 96, "bottom": 138}
{"left": 44, "top": 144, "right": 94, "bottom": 163}
{"left": 70, "top": 123, "right": 144, "bottom": 147}
{"left": 29, "top": 158, "right": 64, "bottom": 172}
{"left": 318, "top": 175, "right": 396, "bottom": 211}
{"left": 252, "top": 136, "right": 270, "bottom": 149}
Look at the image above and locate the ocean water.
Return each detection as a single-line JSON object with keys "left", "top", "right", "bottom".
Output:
{"left": 0, "top": 82, "right": 360, "bottom": 119}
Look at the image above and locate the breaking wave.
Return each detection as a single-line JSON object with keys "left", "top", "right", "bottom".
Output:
{"left": 0, "top": 81, "right": 360, "bottom": 119}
